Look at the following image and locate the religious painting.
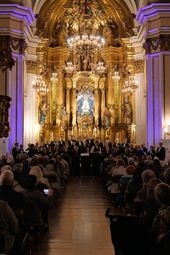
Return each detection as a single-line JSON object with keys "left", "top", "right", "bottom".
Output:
{"left": 77, "top": 91, "right": 94, "bottom": 117}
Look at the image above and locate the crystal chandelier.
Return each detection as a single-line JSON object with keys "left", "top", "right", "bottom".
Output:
{"left": 67, "top": 34, "right": 105, "bottom": 52}
{"left": 122, "top": 74, "right": 138, "bottom": 93}
{"left": 112, "top": 70, "right": 120, "bottom": 81}
{"left": 95, "top": 62, "right": 106, "bottom": 75}
{"left": 50, "top": 72, "right": 58, "bottom": 83}
{"left": 32, "top": 75, "right": 48, "bottom": 94}
{"left": 65, "top": 62, "right": 76, "bottom": 74}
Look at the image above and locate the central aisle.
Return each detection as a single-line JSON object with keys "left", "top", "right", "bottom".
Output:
{"left": 32, "top": 177, "right": 115, "bottom": 255}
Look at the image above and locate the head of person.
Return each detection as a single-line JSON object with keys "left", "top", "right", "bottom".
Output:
{"left": 159, "top": 142, "right": 163, "bottom": 148}
{"left": 126, "top": 165, "right": 136, "bottom": 175}
{"left": 159, "top": 207, "right": 170, "bottom": 233}
{"left": 14, "top": 142, "right": 19, "bottom": 148}
{"left": 22, "top": 175, "right": 37, "bottom": 190}
{"left": 142, "top": 169, "right": 156, "bottom": 184}
{"left": 0, "top": 170, "right": 14, "bottom": 186}
{"left": 164, "top": 167, "right": 170, "bottom": 185}
{"left": 0, "top": 164, "right": 12, "bottom": 174}
{"left": 117, "top": 159, "right": 125, "bottom": 167}
{"left": 154, "top": 183, "right": 170, "bottom": 206}
{"left": 146, "top": 178, "right": 162, "bottom": 200}
{"left": 29, "top": 165, "right": 43, "bottom": 182}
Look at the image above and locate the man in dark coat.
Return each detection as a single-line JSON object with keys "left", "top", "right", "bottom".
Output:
{"left": 157, "top": 143, "right": 166, "bottom": 161}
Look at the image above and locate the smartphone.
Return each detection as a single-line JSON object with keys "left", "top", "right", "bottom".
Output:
{"left": 43, "top": 189, "right": 49, "bottom": 195}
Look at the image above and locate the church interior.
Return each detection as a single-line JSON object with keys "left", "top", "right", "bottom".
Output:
{"left": 0, "top": 1, "right": 170, "bottom": 255}
{"left": 0, "top": 0, "right": 170, "bottom": 152}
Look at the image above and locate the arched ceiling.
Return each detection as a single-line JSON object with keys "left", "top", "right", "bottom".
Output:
{"left": 35, "top": 0, "right": 136, "bottom": 43}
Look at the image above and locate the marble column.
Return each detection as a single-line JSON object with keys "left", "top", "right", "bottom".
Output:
{"left": 99, "top": 77, "right": 106, "bottom": 126}
{"left": 66, "top": 88, "right": 71, "bottom": 124}
{"left": 107, "top": 69, "right": 115, "bottom": 108}
{"left": 112, "top": 76, "right": 120, "bottom": 124}
{"left": 72, "top": 87, "right": 77, "bottom": 127}
{"left": 57, "top": 68, "right": 64, "bottom": 107}
{"left": 0, "top": 4, "right": 35, "bottom": 151}
{"left": 51, "top": 77, "right": 58, "bottom": 125}
{"left": 94, "top": 88, "right": 99, "bottom": 126}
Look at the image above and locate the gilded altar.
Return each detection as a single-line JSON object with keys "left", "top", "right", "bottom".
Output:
{"left": 32, "top": 0, "right": 139, "bottom": 144}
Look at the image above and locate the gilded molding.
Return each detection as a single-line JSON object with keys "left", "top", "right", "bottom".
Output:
{"left": 26, "top": 60, "right": 37, "bottom": 74}
{"left": 144, "top": 35, "right": 170, "bottom": 54}
{"left": 134, "top": 59, "right": 144, "bottom": 73}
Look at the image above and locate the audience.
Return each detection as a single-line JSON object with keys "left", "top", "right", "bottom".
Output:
{"left": 0, "top": 200, "right": 19, "bottom": 254}
{"left": 0, "top": 139, "right": 169, "bottom": 254}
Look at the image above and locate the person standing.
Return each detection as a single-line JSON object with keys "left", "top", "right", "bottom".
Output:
{"left": 157, "top": 142, "right": 166, "bottom": 161}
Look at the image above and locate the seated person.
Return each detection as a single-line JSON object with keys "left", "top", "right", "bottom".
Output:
{"left": 0, "top": 170, "right": 24, "bottom": 213}
{"left": 21, "top": 175, "right": 50, "bottom": 231}
{"left": 0, "top": 200, "right": 18, "bottom": 254}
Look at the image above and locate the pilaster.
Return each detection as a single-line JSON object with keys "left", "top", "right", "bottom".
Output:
{"left": 136, "top": 3, "right": 170, "bottom": 147}
{"left": 0, "top": 4, "right": 35, "bottom": 150}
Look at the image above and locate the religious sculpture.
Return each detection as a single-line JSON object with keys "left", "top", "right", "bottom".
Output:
{"left": 39, "top": 98, "right": 49, "bottom": 125}
{"left": 103, "top": 107, "right": 111, "bottom": 129}
{"left": 122, "top": 96, "right": 132, "bottom": 125}
{"left": 81, "top": 95, "right": 90, "bottom": 114}
{"left": 60, "top": 106, "right": 68, "bottom": 129}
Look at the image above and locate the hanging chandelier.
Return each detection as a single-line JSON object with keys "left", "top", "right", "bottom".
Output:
{"left": 95, "top": 62, "right": 106, "bottom": 75}
{"left": 32, "top": 75, "right": 48, "bottom": 94}
{"left": 65, "top": 62, "right": 76, "bottom": 74}
{"left": 67, "top": 34, "right": 105, "bottom": 52}
{"left": 122, "top": 74, "right": 138, "bottom": 93}
{"left": 112, "top": 70, "right": 120, "bottom": 81}
{"left": 50, "top": 72, "right": 58, "bottom": 83}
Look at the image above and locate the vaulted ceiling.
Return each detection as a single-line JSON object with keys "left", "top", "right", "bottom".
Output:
{"left": 36, "top": 0, "right": 135, "bottom": 42}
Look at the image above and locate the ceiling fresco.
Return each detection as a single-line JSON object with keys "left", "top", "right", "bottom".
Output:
{"left": 36, "top": 0, "right": 135, "bottom": 42}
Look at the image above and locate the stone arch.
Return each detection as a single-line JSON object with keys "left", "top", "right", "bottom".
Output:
{"left": 34, "top": 0, "right": 138, "bottom": 15}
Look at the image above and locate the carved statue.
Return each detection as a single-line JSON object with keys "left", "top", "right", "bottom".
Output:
{"left": 39, "top": 99, "right": 49, "bottom": 125}
{"left": 122, "top": 96, "right": 132, "bottom": 125}
{"left": 60, "top": 106, "right": 68, "bottom": 129}
{"left": 103, "top": 107, "right": 111, "bottom": 129}
{"left": 81, "top": 95, "right": 90, "bottom": 114}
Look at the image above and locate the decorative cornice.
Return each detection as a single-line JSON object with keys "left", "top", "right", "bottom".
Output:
{"left": 0, "top": 4, "right": 35, "bottom": 25}
{"left": 144, "top": 35, "right": 170, "bottom": 54}
{"left": 26, "top": 60, "right": 37, "bottom": 74}
{"left": 0, "top": 36, "right": 27, "bottom": 71}
{"left": 134, "top": 59, "right": 144, "bottom": 73}
{"left": 137, "top": 3, "right": 170, "bottom": 26}
{"left": 0, "top": 4, "right": 37, "bottom": 45}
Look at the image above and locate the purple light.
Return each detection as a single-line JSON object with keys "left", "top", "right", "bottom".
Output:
{"left": 137, "top": 3, "right": 170, "bottom": 25}
{"left": 11, "top": 29, "right": 22, "bottom": 34}
{"left": 146, "top": 55, "right": 154, "bottom": 147}
{"left": 146, "top": 53, "right": 163, "bottom": 147}
{"left": 147, "top": 52, "right": 170, "bottom": 57}
{"left": 16, "top": 54, "right": 23, "bottom": 145}
{"left": 0, "top": 4, "right": 35, "bottom": 25}
{"left": 8, "top": 53, "right": 24, "bottom": 152}
{"left": 148, "top": 27, "right": 170, "bottom": 35}
{"left": 0, "top": 27, "right": 8, "bottom": 30}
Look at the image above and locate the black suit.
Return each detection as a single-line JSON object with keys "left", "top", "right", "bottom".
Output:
{"left": 0, "top": 185, "right": 24, "bottom": 211}
{"left": 157, "top": 146, "right": 166, "bottom": 160}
